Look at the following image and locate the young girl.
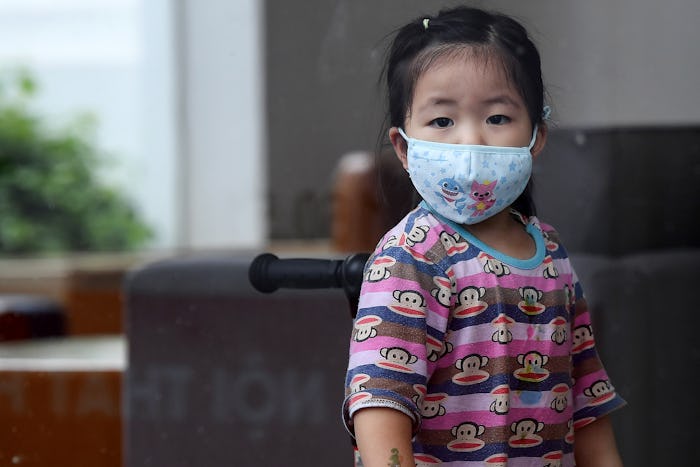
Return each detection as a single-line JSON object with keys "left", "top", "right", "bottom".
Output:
{"left": 343, "top": 6, "right": 625, "bottom": 467}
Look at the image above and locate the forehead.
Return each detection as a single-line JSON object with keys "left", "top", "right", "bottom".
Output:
{"left": 413, "top": 50, "right": 518, "bottom": 101}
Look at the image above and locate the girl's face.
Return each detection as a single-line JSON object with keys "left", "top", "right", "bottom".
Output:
{"left": 391, "top": 53, "right": 546, "bottom": 168}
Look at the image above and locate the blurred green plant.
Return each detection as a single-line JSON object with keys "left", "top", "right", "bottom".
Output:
{"left": 0, "top": 69, "right": 152, "bottom": 255}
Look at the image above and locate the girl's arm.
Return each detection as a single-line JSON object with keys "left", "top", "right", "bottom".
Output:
{"left": 574, "top": 416, "right": 623, "bottom": 467}
{"left": 354, "top": 407, "right": 415, "bottom": 467}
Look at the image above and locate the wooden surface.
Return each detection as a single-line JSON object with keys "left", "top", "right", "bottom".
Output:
{"left": 0, "top": 336, "right": 124, "bottom": 466}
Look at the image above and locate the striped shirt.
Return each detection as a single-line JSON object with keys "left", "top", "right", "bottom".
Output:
{"left": 343, "top": 204, "right": 625, "bottom": 466}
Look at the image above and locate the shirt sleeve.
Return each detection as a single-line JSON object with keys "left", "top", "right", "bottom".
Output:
{"left": 342, "top": 231, "right": 452, "bottom": 438}
{"left": 569, "top": 275, "right": 627, "bottom": 429}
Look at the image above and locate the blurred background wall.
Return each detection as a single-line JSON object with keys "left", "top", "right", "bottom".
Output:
{"left": 2, "top": 1, "right": 698, "bottom": 465}
{"left": 265, "top": 0, "right": 700, "bottom": 239}
{"left": 2, "top": 0, "right": 696, "bottom": 250}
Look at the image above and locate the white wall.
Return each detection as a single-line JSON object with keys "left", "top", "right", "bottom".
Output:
{"left": 175, "top": 0, "right": 267, "bottom": 250}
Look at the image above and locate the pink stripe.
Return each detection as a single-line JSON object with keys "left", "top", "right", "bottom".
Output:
{"left": 351, "top": 336, "right": 425, "bottom": 355}
{"left": 453, "top": 269, "right": 574, "bottom": 293}
{"left": 572, "top": 369, "right": 611, "bottom": 395}
{"left": 450, "top": 326, "right": 572, "bottom": 358}
{"left": 422, "top": 406, "right": 570, "bottom": 430}
{"left": 359, "top": 290, "right": 396, "bottom": 308}
{"left": 442, "top": 392, "right": 573, "bottom": 416}
{"left": 572, "top": 310, "right": 593, "bottom": 326}
{"left": 360, "top": 277, "right": 413, "bottom": 295}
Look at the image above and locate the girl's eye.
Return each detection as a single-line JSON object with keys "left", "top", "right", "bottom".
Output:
{"left": 430, "top": 117, "right": 453, "bottom": 128}
{"left": 487, "top": 115, "right": 511, "bottom": 125}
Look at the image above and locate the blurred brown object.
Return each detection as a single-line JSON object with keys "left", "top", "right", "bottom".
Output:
{"left": 331, "top": 149, "right": 418, "bottom": 253}
{"left": 331, "top": 151, "right": 383, "bottom": 252}
{"left": 0, "top": 253, "right": 153, "bottom": 337}
{"left": 65, "top": 268, "right": 125, "bottom": 335}
{"left": 0, "top": 336, "right": 123, "bottom": 467}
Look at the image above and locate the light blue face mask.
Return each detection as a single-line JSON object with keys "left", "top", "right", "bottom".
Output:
{"left": 398, "top": 127, "right": 538, "bottom": 225}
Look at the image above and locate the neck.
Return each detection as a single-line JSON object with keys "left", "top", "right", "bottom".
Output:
{"left": 464, "top": 209, "right": 535, "bottom": 260}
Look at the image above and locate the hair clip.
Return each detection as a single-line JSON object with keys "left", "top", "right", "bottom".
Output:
{"left": 542, "top": 105, "right": 552, "bottom": 121}
{"left": 423, "top": 18, "right": 430, "bottom": 30}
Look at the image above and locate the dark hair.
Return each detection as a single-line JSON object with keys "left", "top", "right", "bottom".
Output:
{"left": 382, "top": 6, "right": 545, "bottom": 216}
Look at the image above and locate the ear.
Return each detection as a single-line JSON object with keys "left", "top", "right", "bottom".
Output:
{"left": 389, "top": 127, "right": 408, "bottom": 170}
{"left": 531, "top": 123, "right": 548, "bottom": 160}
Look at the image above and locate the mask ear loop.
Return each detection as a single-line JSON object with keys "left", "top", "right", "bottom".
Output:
{"left": 527, "top": 125, "right": 539, "bottom": 150}
{"left": 396, "top": 128, "right": 412, "bottom": 175}
{"left": 528, "top": 106, "right": 552, "bottom": 150}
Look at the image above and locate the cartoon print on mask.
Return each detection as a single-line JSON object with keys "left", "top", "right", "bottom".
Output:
{"left": 389, "top": 289, "right": 427, "bottom": 318}
{"left": 454, "top": 285, "right": 488, "bottom": 318}
{"left": 508, "top": 418, "right": 545, "bottom": 448}
{"left": 376, "top": 346, "right": 419, "bottom": 373}
{"left": 436, "top": 177, "right": 468, "bottom": 214}
{"left": 467, "top": 179, "right": 497, "bottom": 216}
{"left": 453, "top": 353, "right": 490, "bottom": 385}
{"left": 353, "top": 315, "right": 382, "bottom": 342}
{"left": 447, "top": 421, "right": 486, "bottom": 452}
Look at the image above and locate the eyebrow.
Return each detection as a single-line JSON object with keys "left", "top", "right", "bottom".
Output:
{"left": 415, "top": 94, "right": 522, "bottom": 113}
{"left": 482, "top": 94, "right": 521, "bottom": 108}
{"left": 414, "top": 97, "right": 458, "bottom": 113}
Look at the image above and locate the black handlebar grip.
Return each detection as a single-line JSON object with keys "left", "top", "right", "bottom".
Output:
{"left": 248, "top": 253, "right": 344, "bottom": 293}
{"left": 338, "top": 253, "right": 370, "bottom": 303}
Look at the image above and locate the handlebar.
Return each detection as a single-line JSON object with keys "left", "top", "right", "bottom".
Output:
{"left": 248, "top": 253, "right": 370, "bottom": 317}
